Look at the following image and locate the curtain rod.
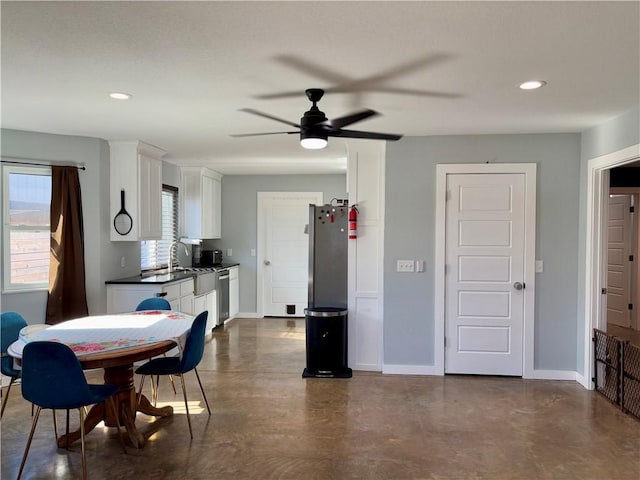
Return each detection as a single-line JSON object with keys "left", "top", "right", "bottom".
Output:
{"left": 1, "top": 158, "right": 86, "bottom": 171}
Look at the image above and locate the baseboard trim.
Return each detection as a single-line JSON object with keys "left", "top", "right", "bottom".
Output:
{"left": 382, "top": 364, "right": 442, "bottom": 376}
{"left": 574, "top": 371, "right": 592, "bottom": 390}
{"left": 379, "top": 366, "right": 584, "bottom": 381}
{"left": 235, "top": 312, "right": 260, "bottom": 318}
{"left": 531, "top": 369, "right": 579, "bottom": 381}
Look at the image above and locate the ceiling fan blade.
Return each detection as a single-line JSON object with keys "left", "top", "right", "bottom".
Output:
{"left": 325, "top": 109, "right": 379, "bottom": 129}
{"left": 360, "top": 52, "right": 454, "bottom": 86}
{"left": 371, "top": 86, "right": 462, "bottom": 99}
{"left": 238, "top": 108, "right": 300, "bottom": 128}
{"left": 230, "top": 131, "right": 298, "bottom": 137}
{"left": 329, "top": 129, "right": 402, "bottom": 141}
{"left": 255, "top": 91, "right": 307, "bottom": 100}
{"left": 273, "top": 54, "right": 352, "bottom": 84}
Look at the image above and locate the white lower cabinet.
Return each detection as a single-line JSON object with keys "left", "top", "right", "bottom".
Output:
{"left": 107, "top": 278, "right": 194, "bottom": 314}
{"left": 229, "top": 266, "right": 239, "bottom": 319}
{"left": 193, "top": 289, "right": 217, "bottom": 333}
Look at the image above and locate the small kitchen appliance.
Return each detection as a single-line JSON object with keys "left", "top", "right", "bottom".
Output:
{"left": 201, "top": 249, "right": 223, "bottom": 267}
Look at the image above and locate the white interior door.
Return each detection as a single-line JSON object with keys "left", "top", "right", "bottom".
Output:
{"left": 258, "top": 192, "right": 323, "bottom": 317}
{"left": 445, "top": 173, "right": 526, "bottom": 376}
{"left": 607, "top": 194, "right": 633, "bottom": 328}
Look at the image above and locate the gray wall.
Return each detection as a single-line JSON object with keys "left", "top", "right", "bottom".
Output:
{"left": 0, "top": 128, "right": 138, "bottom": 322}
{"left": 4, "top": 109, "right": 637, "bottom": 375}
{"left": 575, "top": 106, "right": 640, "bottom": 373}
{"left": 0, "top": 130, "right": 186, "bottom": 323}
{"left": 384, "top": 134, "right": 581, "bottom": 370}
{"left": 202, "top": 174, "right": 347, "bottom": 314}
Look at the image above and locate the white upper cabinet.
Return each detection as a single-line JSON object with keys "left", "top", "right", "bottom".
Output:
{"left": 109, "top": 140, "right": 166, "bottom": 241}
{"left": 181, "top": 167, "right": 222, "bottom": 239}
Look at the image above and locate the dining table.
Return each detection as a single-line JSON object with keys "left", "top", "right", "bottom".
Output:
{"left": 8, "top": 310, "right": 194, "bottom": 449}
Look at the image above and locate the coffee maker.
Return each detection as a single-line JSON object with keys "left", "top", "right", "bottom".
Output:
{"left": 191, "top": 244, "right": 202, "bottom": 267}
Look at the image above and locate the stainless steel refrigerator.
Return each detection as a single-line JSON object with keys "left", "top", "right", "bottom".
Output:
{"left": 305, "top": 204, "right": 351, "bottom": 377}
{"left": 307, "top": 204, "right": 348, "bottom": 308}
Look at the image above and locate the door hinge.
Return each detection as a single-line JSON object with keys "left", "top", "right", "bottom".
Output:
{"left": 630, "top": 255, "right": 634, "bottom": 262}
{"left": 445, "top": 190, "right": 451, "bottom": 202}
{"left": 602, "top": 288, "right": 607, "bottom": 295}
{"left": 444, "top": 336, "right": 446, "bottom": 347}
{"left": 630, "top": 205, "right": 635, "bottom": 213}
{"left": 629, "top": 303, "right": 633, "bottom": 310}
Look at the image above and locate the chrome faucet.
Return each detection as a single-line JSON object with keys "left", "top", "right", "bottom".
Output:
{"left": 168, "top": 239, "right": 190, "bottom": 273}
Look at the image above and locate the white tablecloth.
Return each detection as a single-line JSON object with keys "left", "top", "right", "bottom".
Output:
{"left": 8, "top": 310, "right": 193, "bottom": 360}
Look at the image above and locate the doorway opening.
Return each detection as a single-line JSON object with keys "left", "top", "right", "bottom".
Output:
{"left": 584, "top": 143, "right": 640, "bottom": 388}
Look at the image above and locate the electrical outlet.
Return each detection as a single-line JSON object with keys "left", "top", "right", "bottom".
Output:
{"left": 397, "top": 260, "right": 415, "bottom": 273}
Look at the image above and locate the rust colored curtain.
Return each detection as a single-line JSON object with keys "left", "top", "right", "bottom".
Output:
{"left": 46, "top": 166, "right": 88, "bottom": 324}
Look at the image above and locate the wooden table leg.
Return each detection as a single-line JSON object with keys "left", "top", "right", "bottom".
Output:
{"left": 137, "top": 393, "right": 174, "bottom": 417}
{"left": 57, "top": 362, "right": 173, "bottom": 449}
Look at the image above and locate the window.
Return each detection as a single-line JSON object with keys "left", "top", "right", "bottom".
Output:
{"left": 141, "top": 185, "right": 178, "bottom": 271}
{"left": 2, "top": 165, "right": 51, "bottom": 291}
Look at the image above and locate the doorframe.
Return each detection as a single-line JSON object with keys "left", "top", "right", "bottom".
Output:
{"left": 435, "top": 163, "right": 537, "bottom": 377}
{"left": 583, "top": 143, "right": 640, "bottom": 388}
{"left": 256, "top": 191, "right": 323, "bottom": 318}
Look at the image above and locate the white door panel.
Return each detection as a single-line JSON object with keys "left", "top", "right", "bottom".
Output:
{"left": 446, "top": 173, "right": 525, "bottom": 376}
{"left": 607, "top": 195, "right": 632, "bottom": 328}
{"left": 259, "top": 192, "right": 323, "bottom": 317}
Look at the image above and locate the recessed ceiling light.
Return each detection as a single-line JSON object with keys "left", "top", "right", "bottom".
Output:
{"left": 109, "top": 92, "right": 132, "bottom": 100}
{"left": 519, "top": 80, "right": 547, "bottom": 90}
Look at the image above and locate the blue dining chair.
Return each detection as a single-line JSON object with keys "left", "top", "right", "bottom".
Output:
{"left": 136, "top": 296, "right": 177, "bottom": 394}
{"left": 17, "top": 341, "right": 126, "bottom": 480}
{"left": 1, "top": 311, "right": 28, "bottom": 418}
{"left": 136, "top": 297, "right": 171, "bottom": 311}
{"left": 135, "top": 310, "right": 211, "bottom": 438}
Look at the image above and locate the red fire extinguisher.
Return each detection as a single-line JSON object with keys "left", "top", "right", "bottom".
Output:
{"left": 349, "top": 205, "right": 358, "bottom": 239}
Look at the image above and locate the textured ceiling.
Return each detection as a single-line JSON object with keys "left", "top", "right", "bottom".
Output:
{"left": 2, "top": 1, "right": 638, "bottom": 174}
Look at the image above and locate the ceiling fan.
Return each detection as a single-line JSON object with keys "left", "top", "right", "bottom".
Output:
{"left": 231, "top": 88, "right": 402, "bottom": 150}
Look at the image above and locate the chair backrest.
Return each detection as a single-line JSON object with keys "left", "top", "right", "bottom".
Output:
{"left": 21, "top": 341, "right": 94, "bottom": 410}
{"left": 136, "top": 297, "right": 171, "bottom": 311}
{"left": 1, "top": 312, "right": 28, "bottom": 376}
{"left": 180, "top": 311, "right": 209, "bottom": 373}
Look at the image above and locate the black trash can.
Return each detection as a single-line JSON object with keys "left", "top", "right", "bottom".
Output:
{"left": 303, "top": 307, "right": 352, "bottom": 378}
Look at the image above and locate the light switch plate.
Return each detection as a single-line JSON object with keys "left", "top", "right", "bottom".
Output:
{"left": 227, "top": 248, "right": 232, "bottom": 257}
{"left": 397, "top": 260, "right": 415, "bottom": 272}
{"left": 415, "top": 260, "right": 425, "bottom": 272}
{"left": 535, "top": 260, "right": 543, "bottom": 273}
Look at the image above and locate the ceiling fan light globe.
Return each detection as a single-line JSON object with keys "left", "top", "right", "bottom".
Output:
{"left": 300, "top": 137, "right": 328, "bottom": 149}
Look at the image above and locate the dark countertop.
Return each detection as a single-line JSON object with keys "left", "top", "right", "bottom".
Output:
{"left": 105, "top": 271, "right": 196, "bottom": 285}
{"left": 105, "top": 263, "right": 239, "bottom": 285}
{"left": 212, "top": 263, "right": 240, "bottom": 269}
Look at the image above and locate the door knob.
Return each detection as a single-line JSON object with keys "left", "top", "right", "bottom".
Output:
{"left": 264, "top": 260, "right": 271, "bottom": 266}
{"left": 513, "top": 282, "right": 525, "bottom": 290}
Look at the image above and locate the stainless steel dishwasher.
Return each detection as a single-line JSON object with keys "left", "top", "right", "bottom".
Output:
{"left": 216, "top": 268, "right": 230, "bottom": 326}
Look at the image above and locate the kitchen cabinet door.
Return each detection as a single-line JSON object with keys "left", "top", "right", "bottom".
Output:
{"left": 180, "top": 293, "right": 194, "bottom": 315}
{"left": 193, "top": 294, "right": 207, "bottom": 315}
{"left": 229, "top": 266, "right": 239, "bottom": 319}
{"left": 109, "top": 141, "right": 165, "bottom": 241}
{"left": 138, "top": 154, "right": 163, "bottom": 239}
{"left": 181, "top": 167, "right": 222, "bottom": 239}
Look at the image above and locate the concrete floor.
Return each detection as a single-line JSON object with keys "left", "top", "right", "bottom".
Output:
{"left": 1, "top": 317, "right": 639, "bottom": 480}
